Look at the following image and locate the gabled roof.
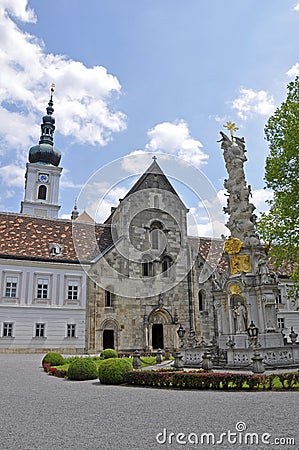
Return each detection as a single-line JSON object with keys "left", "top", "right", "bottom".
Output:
{"left": 0, "top": 212, "right": 112, "bottom": 263}
{"left": 122, "top": 159, "right": 187, "bottom": 208}
{"left": 76, "top": 210, "right": 95, "bottom": 223}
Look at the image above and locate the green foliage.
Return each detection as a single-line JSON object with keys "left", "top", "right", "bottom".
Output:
{"left": 258, "top": 77, "right": 299, "bottom": 284}
{"left": 140, "top": 356, "right": 157, "bottom": 367}
{"left": 68, "top": 358, "right": 98, "bottom": 381}
{"left": 98, "top": 358, "right": 133, "bottom": 384}
{"left": 125, "top": 370, "right": 299, "bottom": 390}
{"left": 100, "top": 348, "right": 118, "bottom": 359}
{"left": 42, "top": 352, "right": 64, "bottom": 367}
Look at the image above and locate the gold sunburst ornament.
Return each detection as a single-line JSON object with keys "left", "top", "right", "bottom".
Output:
{"left": 224, "top": 121, "right": 239, "bottom": 144}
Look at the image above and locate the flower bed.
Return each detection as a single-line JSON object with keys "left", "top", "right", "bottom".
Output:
{"left": 43, "top": 363, "right": 67, "bottom": 378}
{"left": 125, "top": 370, "right": 299, "bottom": 390}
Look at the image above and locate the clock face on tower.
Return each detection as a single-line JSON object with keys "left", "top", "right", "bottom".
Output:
{"left": 38, "top": 173, "right": 49, "bottom": 183}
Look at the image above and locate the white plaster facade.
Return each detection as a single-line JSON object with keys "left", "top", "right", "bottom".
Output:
{"left": 0, "top": 258, "right": 87, "bottom": 352}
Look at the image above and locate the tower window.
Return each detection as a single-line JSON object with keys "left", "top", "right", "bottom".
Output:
{"left": 105, "top": 290, "right": 113, "bottom": 307}
{"left": 38, "top": 185, "right": 47, "bottom": 200}
{"left": 150, "top": 221, "right": 163, "bottom": 250}
{"left": 154, "top": 195, "right": 159, "bottom": 208}
{"left": 162, "top": 256, "right": 172, "bottom": 277}
{"left": 198, "top": 290, "right": 205, "bottom": 311}
{"left": 142, "top": 257, "right": 153, "bottom": 277}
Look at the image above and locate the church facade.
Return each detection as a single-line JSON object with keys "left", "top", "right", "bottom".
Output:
{"left": 0, "top": 90, "right": 297, "bottom": 353}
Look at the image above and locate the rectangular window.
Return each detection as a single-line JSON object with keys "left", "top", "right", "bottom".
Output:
{"left": 3, "top": 322, "right": 13, "bottom": 337}
{"left": 276, "top": 290, "right": 283, "bottom": 304}
{"left": 277, "top": 318, "right": 285, "bottom": 329}
{"left": 37, "top": 279, "right": 48, "bottom": 299}
{"left": 105, "top": 290, "right": 112, "bottom": 307}
{"left": 67, "top": 324, "right": 76, "bottom": 338}
{"left": 67, "top": 281, "right": 78, "bottom": 300}
{"left": 5, "top": 277, "right": 17, "bottom": 298}
{"left": 142, "top": 262, "right": 149, "bottom": 277}
{"left": 35, "top": 323, "right": 45, "bottom": 337}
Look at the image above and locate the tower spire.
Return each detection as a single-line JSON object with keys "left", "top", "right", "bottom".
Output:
{"left": 28, "top": 84, "right": 61, "bottom": 167}
{"left": 39, "top": 83, "right": 56, "bottom": 146}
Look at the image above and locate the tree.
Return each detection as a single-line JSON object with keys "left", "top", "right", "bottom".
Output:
{"left": 258, "top": 77, "right": 299, "bottom": 284}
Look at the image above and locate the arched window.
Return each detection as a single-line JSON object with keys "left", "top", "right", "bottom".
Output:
{"left": 198, "top": 290, "right": 205, "bottom": 311}
{"left": 154, "top": 195, "right": 159, "bottom": 208}
{"left": 38, "top": 185, "right": 47, "bottom": 200}
{"left": 162, "top": 256, "right": 173, "bottom": 277}
{"left": 142, "top": 257, "right": 153, "bottom": 277}
{"left": 150, "top": 221, "right": 163, "bottom": 250}
{"left": 105, "top": 290, "right": 113, "bottom": 307}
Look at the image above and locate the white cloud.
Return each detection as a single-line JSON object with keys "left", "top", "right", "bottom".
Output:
{"left": 187, "top": 187, "right": 273, "bottom": 238}
{"left": 286, "top": 63, "right": 299, "bottom": 77}
{"left": 0, "top": 0, "right": 36, "bottom": 22}
{"left": 251, "top": 188, "right": 273, "bottom": 213}
{"left": 209, "top": 114, "right": 228, "bottom": 124}
{"left": 145, "top": 120, "right": 209, "bottom": 167}
{"left": 0, "top": 0, "right": 126, "bottom": 153}
{"left": 231, "top": 88, "right": 276, "bottom": 120}
{"left": 0, "top": 164, "right": 25, "bottom": 187}
{"left": 294, "top": 3, "right": 299, "bottom": 11}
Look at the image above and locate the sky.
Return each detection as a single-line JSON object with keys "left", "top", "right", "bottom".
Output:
{"left": 0, "top": 0, "right": 299, "bottom": 238}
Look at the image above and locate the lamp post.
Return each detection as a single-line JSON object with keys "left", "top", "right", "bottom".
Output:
{"left": 289, "top": 327, "right": 298, "bottom": 345}
{"left": 247, "top": 320, "right": 259, "bottom": 348}
{"left": 177, "top": 323, "right": 186, "bottom": 349}
{"left": 246, "top": 321, "right": 265, "bottom": 374}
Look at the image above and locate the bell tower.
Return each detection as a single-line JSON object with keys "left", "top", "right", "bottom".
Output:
{"left": 20, "top": 84, "right": 62, "bottom": 218}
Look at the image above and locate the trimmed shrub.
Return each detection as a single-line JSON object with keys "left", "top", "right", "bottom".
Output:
{"left": 42, "top": 352, "right": 64, "bottom": 367}
{"left": 100, "top": 348, "right": 118, "bottom": 359}
{"left": 68, "top": 358, "right": 98, "bottom": 381}
{"left": 98, "top": 358, "right": 133, "bottom": 384}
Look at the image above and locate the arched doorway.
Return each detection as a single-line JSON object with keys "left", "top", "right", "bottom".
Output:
{"left": 103, "top": 329, "right": 114, "bottom": 349}
{"left": 99, "top": 318, "right": 119, "bottom": 351}
{"left": 148, "top": 307, "right": 174, "bottom": 350}
{"left": 152, "top": 323, "right": 164, "bottom": 349}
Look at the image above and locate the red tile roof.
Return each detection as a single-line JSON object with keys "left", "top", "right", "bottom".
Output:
{"left": 0, "top": 212, "right": 112, "bottom": 263}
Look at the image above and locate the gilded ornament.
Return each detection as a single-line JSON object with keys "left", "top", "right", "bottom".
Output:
{"left": 229, "top": 284, "right": 242, "bottom": 296}
{"left": 224, "top": 237, "right": 244, "bottom": 254}
{"left": 230, "top": 255, "right": 252, "bottom": 275}
{"left": 224, "top": 121, "right": 239, "bottom": 143}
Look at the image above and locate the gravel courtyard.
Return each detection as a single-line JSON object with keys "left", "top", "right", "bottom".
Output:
{"left": 0, "top": 354, "right": 297, "bottom": 449}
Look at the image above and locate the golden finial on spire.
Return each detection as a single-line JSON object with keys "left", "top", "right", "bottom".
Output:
{"left": 224, "top": 121, "right": 239, "bottom": 143}
{"left": 50, "top": 83, "right": 55, "bottom": 95}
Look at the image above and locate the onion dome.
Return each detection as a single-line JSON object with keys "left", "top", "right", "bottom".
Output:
{"left": 29, "top": 84, "right": 61, "bottom": 166}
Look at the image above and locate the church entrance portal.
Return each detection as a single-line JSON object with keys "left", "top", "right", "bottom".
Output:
{"left": 152, "top": 323, "right": 164, "bottom": 349}
{"left": 103, "top": 329, "right": 114, "bottom": 349}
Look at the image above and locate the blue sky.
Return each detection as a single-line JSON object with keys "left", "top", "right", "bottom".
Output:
{"left": 0, "top": 0, "right": 299, "bottom": 237}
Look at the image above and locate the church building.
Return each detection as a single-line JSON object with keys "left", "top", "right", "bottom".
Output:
{"left": 0, "top": 89, "right": 297, "bottom": 353}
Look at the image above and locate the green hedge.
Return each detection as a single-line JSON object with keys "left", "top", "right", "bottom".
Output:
{"left": 100, "top": 348, "right": 118, "bottom": 359}
{"left": 68, "top": 358, "right": 98, "bottom": 381}
{"left": 125, "top": 370, "right": 299, "bottom": 390}
{"left": 42, "top": 352, "right": 65, "bottom": 367}
{"left": 98, "top": 358, "right": 133, "bottom": 384}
